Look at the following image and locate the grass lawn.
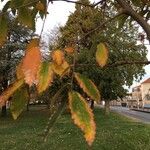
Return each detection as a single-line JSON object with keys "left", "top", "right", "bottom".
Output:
{"left": 0, "top": 106, "right": 150, "bottom": 150}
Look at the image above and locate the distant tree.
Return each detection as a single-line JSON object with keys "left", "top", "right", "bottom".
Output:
{"left": 58, "top": 0, "right": 147, "bottom": 114}
{"left": 0, "top": 15, "right": 32, "bottom": 117}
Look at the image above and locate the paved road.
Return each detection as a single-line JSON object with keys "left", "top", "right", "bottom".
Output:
{"left": 111, "top": 106, "right": 150, "bottom": 124}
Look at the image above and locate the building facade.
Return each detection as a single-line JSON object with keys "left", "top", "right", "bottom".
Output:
{"left": 131, "top": 78, "right": 150, "bottom": 108}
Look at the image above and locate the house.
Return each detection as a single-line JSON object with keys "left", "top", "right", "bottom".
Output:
{"left": 130, "top": 77, "right": 150, "bottom": 108}
{"left": 141, "top": 78, "right": 150, "bottom": 107}
{"left": 131, "top": 85, "right": 142, "bottom": 108}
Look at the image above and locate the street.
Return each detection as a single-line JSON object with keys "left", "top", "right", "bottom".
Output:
{"left": 111, "top": 106, "right": 150, "bottom": 124}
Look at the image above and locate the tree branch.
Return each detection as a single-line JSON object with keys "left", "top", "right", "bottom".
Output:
{"left": 71, "top": 60, "right": 150, "bottom": 68}
{"left": 116, "top": 0, "right": 150, "bottom": 42}
{"left": 78, "top": 10, "right": 126, "bottom": 43}
{"left": 50, "top": 0, "right": 94, "bottom": 7}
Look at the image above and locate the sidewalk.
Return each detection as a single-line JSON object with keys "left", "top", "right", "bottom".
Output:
{"left": 131, "top": 108, "right": 150, "bottom": 113}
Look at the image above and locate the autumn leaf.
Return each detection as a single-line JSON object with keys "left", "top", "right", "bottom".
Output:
{"left": 27, "top": 38, "right": 40, "bottom": 50}
{"left": 16, "top": 61, "right": 24, "bottom": 79}
{"left": 69, "top": 91, "right": 96, "bottom": 146}
{"left": 0, "top": 14, "right": 8, "bottom": 47}
{"left": 74, "top": 73, "right": 100, "bottom": 102}
{"left": 37, "top": 62, "right": 54, "bottom": 93}
{"left": 0, "top": 79, "right": 24, "bottom": 107}
{"left": 65, "top": 47, "right": 74, "bottom": 54}
{"left": 52, "top": 50, "right": 64, "bottom": 66}
{"left": 10, "top": 85, "right": 29, "bottom": 120}
{"left": 96, "top": 43, "right": 108, "bottom": 67}
{"left": 22, "top": 39, "right": 41, "bottom": 86}
{"left": 36, "top": 1, "right": 45, "bottom": 12}
{"left": 52, "top": 61, "right": 70, "bottom": 76}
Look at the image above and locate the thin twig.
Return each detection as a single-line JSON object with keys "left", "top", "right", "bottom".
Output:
{"left": 39, "top": 2, "right": 50, "bottom": 39}
{"left": 70, "top": 50, "right": 76, "bottom": 90}
{"left": 93, "top": 0, "right": 105, "bottom": 7}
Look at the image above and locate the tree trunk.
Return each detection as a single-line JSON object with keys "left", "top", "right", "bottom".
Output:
{"left": 90, "top": 100, "right": 94, "bottom": 110}
{"left": 105, "top": 100, "right": 110, "bottom": 115}
{"left": 26, "top": 100, "right": 30, "bottom": 111}
{"left": 26, "top": 85, "right": 30, "bottom": 111}
{"left": 1, "top": 104, "right": 7, "bottom": 117}
{"left": 1, "top": 79, "right": 8, "bottom": 117}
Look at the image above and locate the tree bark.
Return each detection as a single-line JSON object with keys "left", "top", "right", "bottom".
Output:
{"left": 105, "top": 100, "right": 110, "bottom": 115}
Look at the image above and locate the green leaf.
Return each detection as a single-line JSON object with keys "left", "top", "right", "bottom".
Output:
{"left": 18, "top": 8, "right": 34, "bottom": 28}
{"left": 69, "top": 91, "right": 96, "bottom": 146}
{"left": 74, "top": 73, "right": 100, "bottom": 102}
{"left": 37, "top": 62, "right": 53, "bottom": 93}
{"left": 96, "top": 43, "right": 108, "bottom": 67}
{"left": 0, "top": 14, "right": 8, "bottom": 47}
{"left": 10, "top": 85, "right": 29, "bottom": 120}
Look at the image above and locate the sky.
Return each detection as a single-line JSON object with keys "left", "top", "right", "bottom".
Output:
{"left": 0, "top": 0, "right": 150, "bottom": 90}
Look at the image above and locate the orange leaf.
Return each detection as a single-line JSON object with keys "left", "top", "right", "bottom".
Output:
{"left": 69, "top": 91, "right": 96, "bottom": 146}
{"left": 0, "top": 79, "right": 24, "bottom": 107}
{"left": 52, "top": 50, "right": 64, "bottom": 66}
{"left": 36, "top": 1, "right": 45, "bottom": 11}
{"left": 22, "top": 39, "right": 41, "bottom": 86}
{"left": 65, "top": 47, "right": 74, "bottom": 54}
{"left": 16, "top": 61, "right": 24, "bottom": 79}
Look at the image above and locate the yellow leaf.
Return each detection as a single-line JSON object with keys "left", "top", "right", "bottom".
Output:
{"left": 37, "top": 62, "right": 54, "bottom": 93}
{"left": 74, "top": 73, "right": 100, "bottom": 102}
{"left": 52, "top": 50, "right": 64, "bottom": 66}
{"left": 22, "top": 39, "right": 42, "bottom": 86}
{"left": 0, "top": 79, "right": 24, "bottom": 107}
{"left": 65, "top": 47, "right": 74, "bottom": 54}
{"left": 96, "top": 43, "right": 108, "bottom": 67}
{"left": 52, "top": 61, "right": 70, "bottom": 76}
{"left": 69, "top": 91, "right": 96, "bottom": 146}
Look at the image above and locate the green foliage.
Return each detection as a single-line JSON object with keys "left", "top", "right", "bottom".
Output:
{"left": 18, "top": 8, "right": 34, "bottom": 28}
{"left": 10, "top": 85, "right": 29, "bottom": 120}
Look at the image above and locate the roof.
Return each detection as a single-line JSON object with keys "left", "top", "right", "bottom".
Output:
{"left": 141, "top": 78, "right": 150, "bottom": 84}
{"left": 133, "top": 85, "right": 141, "bottom": 89}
